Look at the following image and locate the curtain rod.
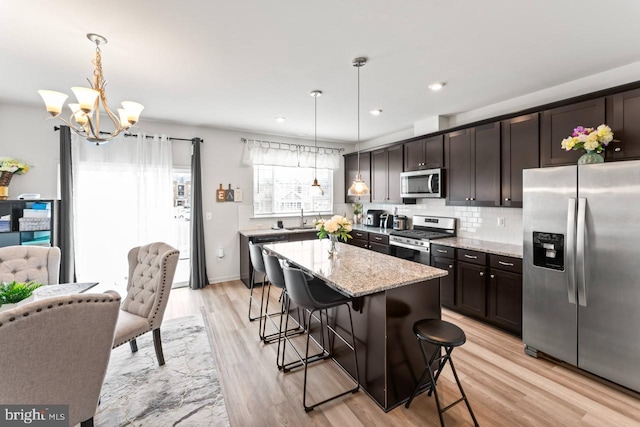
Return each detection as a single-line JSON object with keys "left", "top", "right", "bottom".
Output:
{"left": 241, "top": 137, "right": 344, "bottom": 153}
{"left": 53, "top": 126, "right": 200, "bottom": 142}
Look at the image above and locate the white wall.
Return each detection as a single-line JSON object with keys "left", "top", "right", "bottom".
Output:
{"left": 0, "top": 102, "right": 60, "bottom": 199}
{"left": 0, "top": 102, "right": 350, "bottom": 284}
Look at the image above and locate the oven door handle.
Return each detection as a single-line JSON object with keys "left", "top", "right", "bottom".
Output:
{"left": 389, "top": 240, "right": 430, "bottom": 253}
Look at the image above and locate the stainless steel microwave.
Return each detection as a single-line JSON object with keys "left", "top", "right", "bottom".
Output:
{"left": 400, "top": 168, "right": 443, "bottom": 198}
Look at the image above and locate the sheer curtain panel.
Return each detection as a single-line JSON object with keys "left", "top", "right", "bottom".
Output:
{"left": 71, "top": 133, "right": 174, "bottom": 289}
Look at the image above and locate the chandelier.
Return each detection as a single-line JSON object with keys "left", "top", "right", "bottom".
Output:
{"left": 38, "top": 33, "right": 144, "bottom": 145}
{"left": 347, "top": 57, "right": 370, "bottom": 196}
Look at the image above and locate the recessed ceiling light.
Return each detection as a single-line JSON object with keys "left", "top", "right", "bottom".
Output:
{"left": 369, "top": 109, "right": 383, "bottom": 116}
{"left": 275, "top": 117, "right": 286, "bottom": 123}
{"left": 428, "top": 82, "right": 446, "bottom": 91}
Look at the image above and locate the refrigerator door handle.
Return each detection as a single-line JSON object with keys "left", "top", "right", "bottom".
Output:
{"left": 576, "top": 197, "right": 587, "bottom": 307}
{"left": 566, "top": 198, "right": 577, "bottom": 305}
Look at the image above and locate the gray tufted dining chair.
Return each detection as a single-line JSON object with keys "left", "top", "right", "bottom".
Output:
{"left": 112, "top": 242, "right": 179, "bottom": 366}
{"left": 0, "top": 245, "right": 61, "bottom": 285}
{"left": 0, "top": 291, "right": 121, "bottom": 427}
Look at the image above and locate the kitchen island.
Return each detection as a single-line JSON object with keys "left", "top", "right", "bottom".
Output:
{"left": 264, "top": 239, "right": 448, "bottom": 411}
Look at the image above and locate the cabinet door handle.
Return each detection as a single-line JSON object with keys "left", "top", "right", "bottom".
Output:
{"left": 464, "top": 254, "right": 478, "bottom": 259}
{"left": 490, "top": 274, "right": 495, "bottom": 279}
{"left": 498, "top": 260, "right": 514, "bottom": 267}
{"left": 449, "top": 264, "right": 453, "bottom": 269}
{"left": 465, "top": 197, "right": 470, "bottom": 201}
{"left": 470, "top": 197, "right": 475, "bottom": 201}
{"left": 437, "top": 249, "right": 448, "bottom": 253}
{"left": 479, "top": 271, "right": 484, "bottom": 277}
{"left": 504, "top": 198, "right": 510, "bottom": 202}
{"left": 374, "top": 236, "right": 382, "bottom": 241}
{"left": 615, "top": 147, "right": 621, "bottom": 152}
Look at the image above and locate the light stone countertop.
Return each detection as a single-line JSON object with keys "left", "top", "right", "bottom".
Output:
{"left": 239, "top": 227, "right": 317, "bottom": 238}
{"left": 351, "top": 224, "right": 395, "bottom": 236}
{"left": 433, "top": 237, "right": 523, "bottom": 259}
{"left": 264, "top": 239, "right": 447, "bottom": 297}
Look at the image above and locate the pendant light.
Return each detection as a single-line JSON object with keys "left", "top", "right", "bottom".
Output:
{"left": 310, "top": 90, "right": 324, "bottom": 196}
{"left": 347, "top": 57, "right": 370, "bottom": 196}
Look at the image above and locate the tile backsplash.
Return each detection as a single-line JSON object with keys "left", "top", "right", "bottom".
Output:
{"left": 353, "top": 199, "right": 523, "bottom": 246}
{"left": 238, "top": 199, "right": 523, "bottom": 246}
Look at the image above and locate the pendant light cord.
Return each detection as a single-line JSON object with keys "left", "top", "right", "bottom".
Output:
{"left": 356, "top": 63, "right": 361, "bottom": 174}
{"left": 315, "top": 94, "right": 318, "bottom": 172}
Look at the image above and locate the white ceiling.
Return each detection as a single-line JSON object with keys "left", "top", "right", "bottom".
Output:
{"left": 2, "top": 0, "right": 640, "bottom": 143}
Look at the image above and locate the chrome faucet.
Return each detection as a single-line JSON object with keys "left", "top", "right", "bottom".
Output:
{"left": 300, "top": 208, "right": 305, "bottom": 227}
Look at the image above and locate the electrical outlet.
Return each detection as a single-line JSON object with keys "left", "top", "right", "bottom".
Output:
{"left": 206, "top": 212, "right": 212, "bottom": 220}
{"left": 497, "top": 217, "right": 505, "bottom": 227}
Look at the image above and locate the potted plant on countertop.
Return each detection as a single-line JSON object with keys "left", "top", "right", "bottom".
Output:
{"left": 352, "top": 202, "right": 363, "bottom": 225}
{"left": 561, "top": 124, "right": 616, "bottom": 164}
{"left": 314, "top": 215, "right": 353, "bottom": 257}
{"left": 0, "top": 281, "right": 43, "bottom": 312}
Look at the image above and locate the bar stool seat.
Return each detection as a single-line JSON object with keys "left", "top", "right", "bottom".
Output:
{"left": 414, "top": 319, "right": 466, "bottom": 347}
{"left": 405, "top": 319, "right": 479, "bottom": 427}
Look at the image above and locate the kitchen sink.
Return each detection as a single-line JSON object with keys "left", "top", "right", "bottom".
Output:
{"left": 285, "top": 226, "right": 316, "bottom": 231}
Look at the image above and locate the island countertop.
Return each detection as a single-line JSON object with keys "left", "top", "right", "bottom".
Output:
{"left": 264, "top": 239, "right": 447, "bottom": 297}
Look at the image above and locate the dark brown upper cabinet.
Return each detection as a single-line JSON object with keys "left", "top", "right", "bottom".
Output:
{"left": 371, "top": 145, "right": 403, "bottom": 203}
{"left": 403, "top": 135, "right": 444, "bottom": 171}
{"left": 541, "top": 98, "right": 605, "bottom": 167}
{"left": 445, "top": 123, "right": 501, "bottom": 206}
{"left": 501, "top": 113, "right": 540, "bottom": 208}
{"left": 609, "top": 88, "right": 640, "bottom": 160}
{"left": 344, "top": 152, "right": 371, "bottom": 203}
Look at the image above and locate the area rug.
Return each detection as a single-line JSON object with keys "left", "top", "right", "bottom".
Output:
{"left": 94, "top": 315, "right": 230, "bottom": 427}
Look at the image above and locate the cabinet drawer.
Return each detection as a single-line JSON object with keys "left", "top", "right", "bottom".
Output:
{"left": 431, "top": 244, "right": 455, "bottom": 258}
{"left": 369, "top": 232, "right": 389, "bottom": 245}
{"left": 351, "top": 230, "right": 369, "bottom": 241}
{"left": 490, "top": 255, "right": 522, "bottom": 274}
{"left": 457, "top": 249, "right": 486, "bottom": 265}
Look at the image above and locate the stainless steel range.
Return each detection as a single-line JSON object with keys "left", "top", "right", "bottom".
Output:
{"left": 388, "top": 215, "right": 456, "bottom": 265}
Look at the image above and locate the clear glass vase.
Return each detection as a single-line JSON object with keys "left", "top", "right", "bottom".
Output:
{"left": 328, "top": 234, "right": 339, "bottom": 257}
{"left": 577, "top": 150, "right": 604, "bottom": 165}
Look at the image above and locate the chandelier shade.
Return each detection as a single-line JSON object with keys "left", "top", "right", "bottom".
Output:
{"left": 37, "top": 33, "right": 144, "bottom": 145}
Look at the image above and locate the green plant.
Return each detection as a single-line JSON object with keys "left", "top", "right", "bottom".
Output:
{"left": 352, "top": 202, "right": 363, "bottom": 215}
{"left": 0, "top": 281, "right": 43, "bottom": 306}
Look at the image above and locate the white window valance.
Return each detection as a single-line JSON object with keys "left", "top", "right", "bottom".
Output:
{"left": 241, "top": 138, "right": 342, "bottom": 170}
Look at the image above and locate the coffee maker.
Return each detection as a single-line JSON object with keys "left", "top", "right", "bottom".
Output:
{"left": 365, "top": 210, "right": 384, "bottom": 227}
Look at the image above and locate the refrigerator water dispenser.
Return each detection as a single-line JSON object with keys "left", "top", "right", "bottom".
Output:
{"left": 533, "top": 232, "right": 565, "bottom": 271}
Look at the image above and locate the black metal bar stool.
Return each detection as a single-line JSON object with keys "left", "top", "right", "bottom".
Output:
{"left": 261, "top": 251, "right": 304, "bottom": 345}
{"left": 405, "top": 319, "right": 479, "bottom": 427}
{"left": 280, "top": 265, "right": 360, "bottom": 412}
{"left": 247, "top": 242, "right": 266, "bottom": 322}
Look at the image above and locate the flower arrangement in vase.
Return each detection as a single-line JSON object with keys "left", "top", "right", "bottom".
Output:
{"left": 0, "top": 157, "right": 30, "bottom": 200}
{"left": 314, "top": 215, "right": 352, "bottom": 256}
{"left": 561, "top": 125, "right": 615, "bottom": 164}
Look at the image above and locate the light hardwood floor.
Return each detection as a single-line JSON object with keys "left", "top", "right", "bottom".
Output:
{"left": 164, "top": 281, "right": 640, "bottom": 427}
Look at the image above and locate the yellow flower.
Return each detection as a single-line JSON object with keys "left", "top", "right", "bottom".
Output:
{"left": 596, "top": 124, "right": 614, "bottom": 144}
{"left": 561, "top": 137, "right": 576, "bottom": 151}
{"left": 583, "top": 132, "right": 600, "bottom": 151}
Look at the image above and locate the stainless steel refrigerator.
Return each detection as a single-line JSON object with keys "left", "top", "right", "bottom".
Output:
{"left": 523, "top": 161, "right": 640, "bottom": 393}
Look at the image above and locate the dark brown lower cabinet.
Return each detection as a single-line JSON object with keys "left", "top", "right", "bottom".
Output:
{"left": 488, "top": 268, "right": 523, "bottom": 335}
{"left": 456, "top": 261, "right": 487, "bottom": 317}
{"left": 433, "top": 256, "right": 455, "bottom": 308}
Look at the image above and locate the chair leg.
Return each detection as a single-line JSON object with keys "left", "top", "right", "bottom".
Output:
{"left": 448, "top": 355, "right": 480, "bottom": 427}
{"left": 248, "top": 269, "right": 256, "bottom": 321}
{"left": 80, "top": 417, "right": 94, "bottom": 427}
{"left": 129, "top": 339, "right": 138, "bottom": 353}
{"left": 153, "top": 328, "right": 165, "bottom": 366}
